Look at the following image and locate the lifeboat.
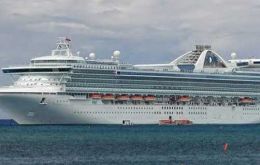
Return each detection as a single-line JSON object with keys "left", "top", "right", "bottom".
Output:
{"left": 90, "top": 93, "right": 102, "bottom": 99}
{"left": 131, "top": 95, "right": 143, "bottom": 101}
{"left": 102, "top": 94, "right": 115, "bottom": 100}
{"left": 144, "top": 95, "right": 156, "bottom": 101}
{"left": 178, "top": 96, "right": 191, "bottom": 102}
{"left": 159, "top": 119, "right": 173, "bottom": 125}
{"left": 159, "top": 119, "right": 192, "bottom": 125}
{"left": 239, "top": 97, "right": 254, "bottom": 103}
{"left": 173, "top": 119, "right": 193, "bottom": 125}
{"left": 116, "top": 95, "right": 130, "bottom": 101}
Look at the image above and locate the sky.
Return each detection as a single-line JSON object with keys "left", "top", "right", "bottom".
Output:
{"left": 1, "top": 0, "right": 260, "bottom": 84}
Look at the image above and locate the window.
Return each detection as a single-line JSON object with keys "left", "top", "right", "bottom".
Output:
{"left": 204, "top": 51, "right": 226, "bottom": 68}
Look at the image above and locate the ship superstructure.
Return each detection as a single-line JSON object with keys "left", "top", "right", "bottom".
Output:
{"left": 0, "top": 38, "right": 259, "bottom": 124}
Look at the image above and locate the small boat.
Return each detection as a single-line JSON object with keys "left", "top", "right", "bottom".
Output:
{"left": 159, "top": 119, "right": 173, "bottom": 125}
{"left": 131, "top": 95, "right": 143, "bottom": 101}
{"left": 102, "top": 94, "right": 115, "bottom": 100}
{"left": 39, "top": 97, "right": 47, "bottom": 105}
{"left": 159, "top": 118, "right": 192, "bottom": 125}
{"left": 144, "top": 95, "right": 156, "bottom": 101}
{"left": 117, "top": 95, "right": 130, "bottom": 101}
{"left": 173, "top": 119, "right": 193, "bottom": 125}
{"left": 90, "top": 93, "right": 102, "bottom": 99}
{"left": 122, "top": 120, "right": 133, "bottom": 126}
{"left": 178, "top": 96, "right": 191, "bottom": 102}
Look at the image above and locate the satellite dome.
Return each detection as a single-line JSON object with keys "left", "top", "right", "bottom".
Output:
{"left": 89, "top": 53, "right": 96, "bottom": 60}
{"left": 113, "top": 50, "right": 120, "bottom": 57}
{"left": 231, "top": 52, "right": 237, "bottom": 59}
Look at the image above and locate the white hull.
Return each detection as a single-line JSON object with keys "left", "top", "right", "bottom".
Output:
{"left": 0, "top": 93, "right": 259, "bottom": 125}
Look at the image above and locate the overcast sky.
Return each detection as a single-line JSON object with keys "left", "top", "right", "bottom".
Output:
{"left": 0, "top": 0, "right": 260, "bottom": 84}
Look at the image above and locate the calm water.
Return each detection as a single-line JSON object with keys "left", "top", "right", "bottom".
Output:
{"left": 0, "top": 125, "right": 259, "bottom": 165}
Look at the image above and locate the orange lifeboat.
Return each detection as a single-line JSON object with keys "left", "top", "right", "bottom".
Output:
{"left": 240, "top": 97, "right": 254, "bottom": 103}
{"left": 131, "top": 95, "right": 143, "bottom": 101}
{"left": 144, "top": 95, "right": 156, "bottom": 101}
{"left": 178, "top": 96, "right": 191, "bottom": 102}
{"left": 159, "top": 119, "right": 192, "bottom": 125}
{"left": 159, "top": 119, "right": 173, "bottom": 125}
{"left": 116, "top": 95, "right": 130, "bottom": 101}
{"left": 102, "top": 94, "right": 115, "bottom": 100}
{"left": 173, "top": 119, "right": 193, "bottom": 125}
{"left": 90, "top": 93, "right": 102, "bottom": 99}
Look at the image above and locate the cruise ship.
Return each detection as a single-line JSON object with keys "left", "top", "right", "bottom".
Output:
{"left": 0, "top": 37, "right": 259, "bottom": 125}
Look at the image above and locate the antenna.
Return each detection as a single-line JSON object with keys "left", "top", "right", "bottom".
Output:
{"left": 52, "top": 37, "right": 72, "bottom": 56}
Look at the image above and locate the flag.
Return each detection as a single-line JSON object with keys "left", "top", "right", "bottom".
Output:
{"left": 65, "top": 38, "right": 71, "bottom": 42}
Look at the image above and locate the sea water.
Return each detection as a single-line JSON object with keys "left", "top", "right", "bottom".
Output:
{"left": 0, "top": 125, "right": 259, "bottom": 165}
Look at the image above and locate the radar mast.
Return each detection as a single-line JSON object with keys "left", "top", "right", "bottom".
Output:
{"left": 52, "top": 37, "right": 73, "bottom": 56}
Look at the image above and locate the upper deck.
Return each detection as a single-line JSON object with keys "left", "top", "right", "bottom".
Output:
{"left": 1, "top": 37, "right": 239, "bottom": 75}
{"left": 1, "top": 38, "right": 260, "bottom": 98}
